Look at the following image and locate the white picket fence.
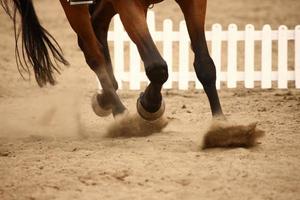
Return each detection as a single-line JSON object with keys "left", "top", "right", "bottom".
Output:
{"left": 97, "top": 11, "right": 300, "bottom": 90}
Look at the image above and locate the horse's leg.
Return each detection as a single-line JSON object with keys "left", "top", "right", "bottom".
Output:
{"left": 112, "top": 1, "right": 168, "bottom": 119}
{"left": 176, "top": 0, "right": 224, "bottom": 118}
{"left": 89, "top": 1, "right": 118, "bottom": 90}
{"left": 87, "top": 2, "right": 119, "bottom": 116}
{"left": 59, "top": 1, "right": 126, "bottom": 116}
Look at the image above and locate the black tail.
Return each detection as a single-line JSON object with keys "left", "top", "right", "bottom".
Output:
{"left": 0, "top": 0, "right": 69, "bottom": 86}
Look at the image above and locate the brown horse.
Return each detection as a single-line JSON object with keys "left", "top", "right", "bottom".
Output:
{"left": 1, "top": 0, "right": 265, "bottom": 146}
{"left": 1, "top": 0, "right": 223, "bottom": 119}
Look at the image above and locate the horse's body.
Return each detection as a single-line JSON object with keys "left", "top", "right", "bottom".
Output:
{"left": 1, "top": 0, "right": 223, "bottom": 124}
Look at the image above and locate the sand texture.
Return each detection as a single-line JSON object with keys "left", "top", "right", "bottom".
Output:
{"left": 1, "top": 0, "right": 300, "bottom": 199}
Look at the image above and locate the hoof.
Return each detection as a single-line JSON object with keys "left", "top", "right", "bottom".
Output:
{"left": 136, "top": 96, "right": 165, "bottom": 121}
{"left": 91, "top": 93, "right": 112, "bottom": 117}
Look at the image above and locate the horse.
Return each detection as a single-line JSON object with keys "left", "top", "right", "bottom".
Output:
{"left": 1, "top": 0, "right": 264, "bottom": 147}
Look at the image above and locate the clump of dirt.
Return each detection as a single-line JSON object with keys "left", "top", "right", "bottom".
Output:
{"left": 105, "top": 112, "right": 168, "bottom": 138}
{"left": 202, "top": 120, "right": 265, "bottom": 149}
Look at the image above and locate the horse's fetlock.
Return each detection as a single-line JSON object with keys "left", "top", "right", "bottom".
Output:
{"left": 146, "top": 60, "right": 168, "bottom": 84}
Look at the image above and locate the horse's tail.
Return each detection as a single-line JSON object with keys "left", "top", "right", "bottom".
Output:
{"left": 0, "top": 0, "right": 69, "bottom": 86}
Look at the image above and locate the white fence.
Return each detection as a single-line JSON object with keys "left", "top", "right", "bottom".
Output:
{"left": 98, "top": 11, "right": 300, "bottom": 90}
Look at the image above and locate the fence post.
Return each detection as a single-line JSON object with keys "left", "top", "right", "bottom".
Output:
{"left": 278, "top": 25, "right": 288, "bottom": 88}
{"left": 129, "top": 41, "right": 141, "bottom": 90}
{"left": 108, "top": 14, "right": 299, "bottom": 91}
{"left": 295, "top": 25, "right": 300, "bottom": 89}
{"left": 147, "top": 11, "right": 155, "bottom": 34}
{"left": 96, "top": 75, "right": 101, "bottom": 91}
{"left": 178, "top": 21, "right": 189, "bottom": 90}
{"left": 114, "top": 15, "right": 124, "bottom": 89}
{"left": 227, "top": 24, "right": 238, "bottom": 88}
{"left": 211, "top": 24, "right": 222, "bottom": 90}
{"left": 145, "top": 11, "right": 156, "bottom": 85}
{"left": 163, "top": 19, "right": 173, "bottom": 89}
{"left": 244, "top": 24, "right": 255, "bottom": 88}
{"left": 261, "top": 24, "right": 272, "bottom": 88}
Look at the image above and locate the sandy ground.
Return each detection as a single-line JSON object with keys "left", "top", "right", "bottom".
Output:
{"left": 0, "top": 0, "right": 300, "bottom": 199}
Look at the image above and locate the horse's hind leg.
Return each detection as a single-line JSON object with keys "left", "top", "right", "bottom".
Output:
{"left": 112, "top": 1, "right": 168, "bottom": 120}
{"left": 176, "top": 0, "right": 224, "bottom": 118}
{"left": 87, "top": 2, "right": 119, "bottom": 116}
{"left": 89, "top": 1, "right": 118, "bottom": 91}
{"left": 60, "top": 1, "right": 126, "bottom": 116}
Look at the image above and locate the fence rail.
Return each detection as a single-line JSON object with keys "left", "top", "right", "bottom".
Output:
{"left": 97, "top": 11, "right": 300, "bottom": 90}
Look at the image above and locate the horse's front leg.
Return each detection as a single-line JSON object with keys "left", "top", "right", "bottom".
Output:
{"left": 112, "top": 0, "right": 168, "bottom": 120}
{"left": 176, "top": 0, "right": 224, "bottom": 118}
{"left": 60, "top": 1, "right": 126, "bottom": 116}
